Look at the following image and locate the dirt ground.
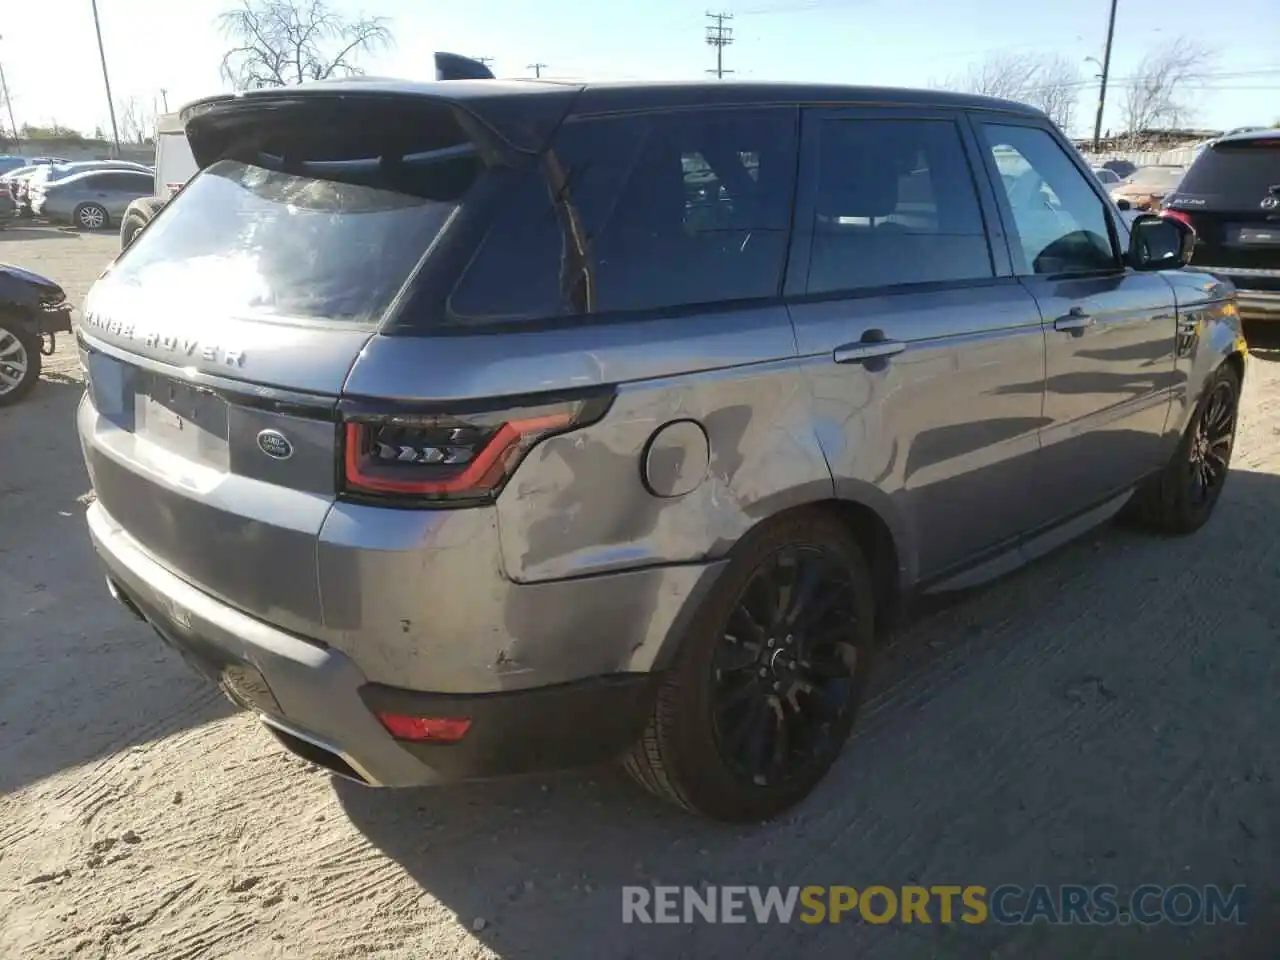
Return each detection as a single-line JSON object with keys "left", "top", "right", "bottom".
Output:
{"left": 1, "top": 225, "right": 1276, "bottom": 959}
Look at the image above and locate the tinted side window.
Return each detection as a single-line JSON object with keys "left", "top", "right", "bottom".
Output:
{"left": 447, "top": 108, "right": 798, "bottom": 325}
{"left": 806, "top": 118, "right": 993, "bottom": 295}
{"left": 980, "top": 123, "right": 1118, "bottom": 276}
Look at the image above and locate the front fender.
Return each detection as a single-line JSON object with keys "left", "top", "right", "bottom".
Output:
{"left": 0, "top": 264, "right": 64, "bottom": 312}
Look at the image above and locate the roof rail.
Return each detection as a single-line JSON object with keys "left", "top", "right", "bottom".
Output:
{"left": 434, "top": 52, "right": 496, "bottom": 82}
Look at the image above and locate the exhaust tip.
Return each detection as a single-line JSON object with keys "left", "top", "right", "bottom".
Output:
{"left": 105, "top": 576, "right": 147, "bottom": 622}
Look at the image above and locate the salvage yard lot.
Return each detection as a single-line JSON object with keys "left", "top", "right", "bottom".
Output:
{"left": 0, "top": 226, "right": 1276, "bottom": 959}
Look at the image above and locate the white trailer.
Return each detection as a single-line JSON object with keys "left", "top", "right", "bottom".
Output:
{"left": 119, "top": 111, "right": 198, "bottom": 249}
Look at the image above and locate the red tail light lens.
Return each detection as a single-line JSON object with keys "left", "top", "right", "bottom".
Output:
{"left": 376, "top": 712, "right": 472, "bottom": 742}
{"left": 1161, "top": 208, "right": 1195, "bottom": 231}
{"left": 341, "top": 394, "right": 611, "bottom": 505}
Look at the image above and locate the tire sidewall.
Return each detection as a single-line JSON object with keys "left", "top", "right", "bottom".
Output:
{"left": 0, "top": 323, "right": 41, "bottom": 407}
{"left": 1171, "top": 364, "right": 1240, "bottom": 530}
{"left": 660, "top": 511, "right": 876, "bottom": 821}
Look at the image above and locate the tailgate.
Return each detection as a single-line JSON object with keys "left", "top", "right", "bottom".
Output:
{"left": 77, "top": 322, "right": 357, "bottom": 637}
{"left": 77, "top": 91, "right": 505, "bottom": 636}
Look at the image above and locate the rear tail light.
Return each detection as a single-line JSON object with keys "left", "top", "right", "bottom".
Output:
{"left": 341, "top": 393, "right": 612, "bottom": 505}
{"left": 1161, "top": 208, "right": 1194, "bottom": 229}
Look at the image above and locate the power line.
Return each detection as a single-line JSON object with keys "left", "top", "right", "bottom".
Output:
{"left": 706, "top": 11, "right": 734, "bottom": 80}
{"left": 527, "top": 62, "right": 548, "bottom": 78}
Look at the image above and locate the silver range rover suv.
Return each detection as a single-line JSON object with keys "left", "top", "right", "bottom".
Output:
{"left": 76, "top": 68, "right": 1246, "bottom": 822}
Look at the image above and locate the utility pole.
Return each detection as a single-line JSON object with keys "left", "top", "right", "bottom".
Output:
{"left": 1091, "top": 0, "right": 1119, "bottom": 150}
{"left": 527, "top": 62, "right": 548, "bottom": 79}
{"left": 90, "top": 0, "right": 121, "bottom": 157}
{"left": 705, "top": 11, "right": 734, "bottom": 80}
{"left": 0, "top": 35, "right": 18, "bottom": 146}
{"left": 159, "top": 88, "right": 169, "bottom": 112}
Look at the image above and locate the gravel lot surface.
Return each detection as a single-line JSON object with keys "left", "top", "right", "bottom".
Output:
{"left": 1, "top": 225, "right": 1276, "bottom": 959}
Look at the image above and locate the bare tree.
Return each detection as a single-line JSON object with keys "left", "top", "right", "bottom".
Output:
{"left": 116, "top": 97, "right": 149, "bottom": 144}
{"left": 1120, "top": 38, "right": 1215, "bottom": 135}
{"left": 942, "top": 52, "right": 1082, "bottom": 132}
{"left": 219, "top": 0, "right": 393, "bottom": 90}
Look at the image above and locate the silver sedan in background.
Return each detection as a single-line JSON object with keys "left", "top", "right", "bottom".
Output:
{"left": 31, "top": 168, "right": 155, "bottom": 230}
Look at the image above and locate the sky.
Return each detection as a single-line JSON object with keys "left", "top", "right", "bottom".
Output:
{"left": 2, "top": 0, "right": 1277, "bottom": 142}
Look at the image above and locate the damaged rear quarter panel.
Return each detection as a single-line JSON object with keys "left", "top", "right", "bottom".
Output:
{"left": 497, "top": 356, "right": 835, "bottom": 583}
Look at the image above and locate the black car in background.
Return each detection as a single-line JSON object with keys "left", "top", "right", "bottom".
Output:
{"left": 1102, "top": 158, "right": 1137, "bottom": 180}
{"left": 1163, "top": 129, "right": 1280, "bottom": 321}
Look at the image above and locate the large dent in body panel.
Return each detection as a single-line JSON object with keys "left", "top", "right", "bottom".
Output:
{"left": 316, "top": 502, "right": 719, "bottom": 692}
{"left": 496, "top": 359, "right": 834, "bottom": 583}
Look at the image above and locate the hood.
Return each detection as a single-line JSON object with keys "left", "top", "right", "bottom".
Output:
{"left": 0, "top": 262, "right": 66, "bottom": 307}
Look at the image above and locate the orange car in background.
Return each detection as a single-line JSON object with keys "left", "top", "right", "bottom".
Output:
{"left": 1110, "top": 164, "right": 1187, "bottom": 211}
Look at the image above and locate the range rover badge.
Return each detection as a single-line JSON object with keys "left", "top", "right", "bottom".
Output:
{"left": 256, "top": 429, "right": 293, "bottom": 460}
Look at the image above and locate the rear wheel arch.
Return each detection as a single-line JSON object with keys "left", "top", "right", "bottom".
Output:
{"left": 818, "top": 498, "right": 908, "bottom": 636}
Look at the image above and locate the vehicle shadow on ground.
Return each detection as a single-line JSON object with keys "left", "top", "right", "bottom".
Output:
{"left": 0, "top": 377, "right": 233, "bottom": 796}
{"left": 0, "top": 226, "right": 77, "bottom": 242}
{"left": 337, "top": 468, "right": 1280, "bottom": 960}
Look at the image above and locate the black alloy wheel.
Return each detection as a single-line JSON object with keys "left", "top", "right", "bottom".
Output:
{"left": 712, "top": 545, "right": 861, "bottom": 788}
{"left": 1187, "top": 378, "right": 1235, "bottom": 508}
{"left": 625, "top": 509, "right": 876, "bottom": 822}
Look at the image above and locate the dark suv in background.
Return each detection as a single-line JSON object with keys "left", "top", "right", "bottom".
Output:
{"left": 77, "top": 72, "right": 1244, "bottom": 821}
{"left": 1164, "top": 129, "right": 1280, "bottom": 320}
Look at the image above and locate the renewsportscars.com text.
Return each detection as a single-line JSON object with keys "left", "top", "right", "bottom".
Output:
{"left": 621, "top": 884, "right": 1247, "bottom": 926}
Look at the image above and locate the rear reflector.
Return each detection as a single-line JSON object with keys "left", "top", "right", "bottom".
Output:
{"left": 376, "top": 712, "right": 472, "bottom": 742}
{"left": 341, "top": 394, "right": 612, "bottom": 505}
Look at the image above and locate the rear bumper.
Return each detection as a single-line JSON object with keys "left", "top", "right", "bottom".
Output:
{"left": 88, "top": 502, "right": 662, "bottom": 786}
{"left": 1188, "top": 267, "right": 1280, "bottom": 320}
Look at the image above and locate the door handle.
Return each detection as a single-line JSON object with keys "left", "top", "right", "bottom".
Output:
{"left": 834, "top": 338, "right": 906, "bottom": 364}
{"left": 1054, "top": 308, "right": 1095, "bottom": 334}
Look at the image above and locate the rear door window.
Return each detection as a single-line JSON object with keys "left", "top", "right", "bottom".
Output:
{"left": 445, "top": 107, "right": 799, "bottom": 325}
{"left": 1177, "top": 141, "right": 1280, "bottom": 206}
{"left": 804, "top": 117, "right": 994, "bottom": 294}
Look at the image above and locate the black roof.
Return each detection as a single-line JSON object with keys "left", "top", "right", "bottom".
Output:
{"left": 199, "top": 76, "right": 1039, "bottom": 114}
{"left": 181, "top": 78, "right": 1043, "bottom": 157}
{"left": 1210, "top": 127, "right": 1280, "bottom": 146}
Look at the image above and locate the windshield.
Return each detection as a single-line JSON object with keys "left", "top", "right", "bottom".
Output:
{"left": 1124, "top": 167, "right": 1184, "bottom": 188}
{"left": 1176, "top": 141, "right": 1280, "bottom": 203}
{"left": 107, "top": 158, "right": 475, "bottom": 325}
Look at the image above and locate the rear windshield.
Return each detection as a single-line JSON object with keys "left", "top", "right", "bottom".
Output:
{"left": 1177, "top": 141, "right": 1280, "bottom": 202}
{"left": 109, "top": 96, "right": 488, "bottom": 326}
{"left": 108, "top": 156, "right": 474, "bottom": 325}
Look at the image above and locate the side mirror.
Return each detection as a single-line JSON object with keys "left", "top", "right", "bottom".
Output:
{"left": 1114, "top": 197, "right": 1131, "bottom": 211}
{"left": 1128, "top": 213, "right": 1195, "bottom": 271}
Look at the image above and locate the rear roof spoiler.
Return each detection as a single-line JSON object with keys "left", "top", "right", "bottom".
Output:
{"left": 435, "top": 52, "right": 495, "bottom": 81}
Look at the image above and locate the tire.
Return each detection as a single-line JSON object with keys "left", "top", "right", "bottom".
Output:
{"left": 74, "top": 202, "right": 109, "bottom": 231}
{"left": 624, "top": 508, "right": 876, "bottom": 822}
{"left": 1128, "top": 362, "right": 1241, "bottom": 535}
{"left": 120, "top": 214, "right": 144, "bottom": 249}
{"left": 0, "top": 321, "right": 41, "bottom": 407}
